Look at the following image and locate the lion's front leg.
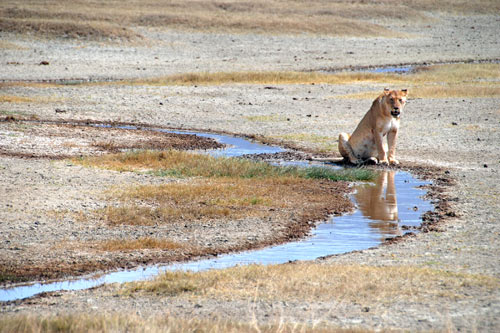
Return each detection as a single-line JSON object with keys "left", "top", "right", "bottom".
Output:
{"left": 387, "top": 129, "right": 399, "bottom": 165}
{"left": 374, "top": 131, "right": 388, "bottom": 164}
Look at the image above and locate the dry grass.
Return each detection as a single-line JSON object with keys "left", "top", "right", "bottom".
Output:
{"left": 100, "top": 176, "right": 349, "bottom": 226}
{"left": 76, "top": 150, "right": 283, "bottom": 177}
{"left": 0, "top": 313, "right": 369, "bottom": 333}
{"left": 0, "top": 95, "right": 35, "bottom": 103}
{"left": 335, "top": 64, "right": 500, "bottom": 99}
{"left": 125, "top": 71, "right": 405, "bottom": 87}
{"left": 339, "top": 86, "right": 500, "bottom": 99}
{"left": 125, "top": 263, "right": 500, "bottom": 304}
{"left": 104, "top": 63, "right": 500, "bottom": 90}
{"left": 2, "top": 1, "right": 498, "bottom": 41}
{"left": 94, "top": 237, "right": 184, "bottom": 252}
{"left": 77, "top": 150, "right": 362, "bottom": 226}
{"left": 0, "top": 0, "right": 408, "bottom": 40}
{"left": 0, "top": 94, "right": 62, "bottom": 103}
{"left": 75, "top": 150, "right": 373, "bottom": 181}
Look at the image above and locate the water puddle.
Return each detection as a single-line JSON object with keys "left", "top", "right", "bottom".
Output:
{"left": 92, "top": 124, "right": 285, "bottom": 157}
{"left": 368, "top": 66, "right": 413, "bottom": 74}
{"left": 0, "top": 130, "right": 432, "bottom": 302}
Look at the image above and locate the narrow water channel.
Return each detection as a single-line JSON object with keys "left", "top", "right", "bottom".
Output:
{"left": 0, "top": 129, "right": 432, "bottom": 302}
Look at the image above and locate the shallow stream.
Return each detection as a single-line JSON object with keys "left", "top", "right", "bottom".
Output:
{"left": 0, "top": 128, "right": 432, "bottom": 302}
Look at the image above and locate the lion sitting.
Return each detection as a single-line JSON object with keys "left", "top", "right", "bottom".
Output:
{"left": 338, "top": 88, "right": 408, "bottom": 165}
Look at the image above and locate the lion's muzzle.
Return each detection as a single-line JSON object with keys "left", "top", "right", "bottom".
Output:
{"left": 391, "top": 108, "right": 400, "bottom": 117}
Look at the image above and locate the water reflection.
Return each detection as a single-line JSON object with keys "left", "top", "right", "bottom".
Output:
{"left": 355, "top": 170, "right": 400, "bottom": 237}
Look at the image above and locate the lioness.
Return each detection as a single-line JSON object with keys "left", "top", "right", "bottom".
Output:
{"left": 338, "top": 88, "right": 408, "bottom": 165}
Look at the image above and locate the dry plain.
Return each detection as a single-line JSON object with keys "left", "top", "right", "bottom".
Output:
{"left": 1, "top": 1, "right": 500, "bottom": 332}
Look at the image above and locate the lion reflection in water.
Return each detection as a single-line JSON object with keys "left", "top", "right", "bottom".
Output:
{"left": 354, "top": 170, "right": 400, "bottom": 236}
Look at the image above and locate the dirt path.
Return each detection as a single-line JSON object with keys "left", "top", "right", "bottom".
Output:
{"left": 1, "top": 10, "right": 500, "bottom": 332}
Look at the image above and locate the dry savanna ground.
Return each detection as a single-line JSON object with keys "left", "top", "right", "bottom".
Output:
{"left": 2, "top": 0, "right": 499, "bottom": 40}
{"left": 1, "top": 0, "right": 500, "bottom": 332}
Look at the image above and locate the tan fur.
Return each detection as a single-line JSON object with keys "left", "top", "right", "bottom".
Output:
{"left": 338, "top": 89, "right": 408, "bottom": 165}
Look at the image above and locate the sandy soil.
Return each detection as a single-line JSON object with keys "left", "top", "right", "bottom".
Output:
{"left": 1, "top": 11, "right": 500, "bottom": 332}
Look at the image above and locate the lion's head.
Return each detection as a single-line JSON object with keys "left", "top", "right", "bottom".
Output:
{"left": 382, "top": 88, "right": 408, "bottom": 118}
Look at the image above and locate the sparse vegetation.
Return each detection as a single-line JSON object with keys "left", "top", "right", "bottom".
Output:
{"left": 2, "top": 0, "right": 499, "bottom": 41}
{"left": 0, "top": 95, "right": 34, "bottom": 103}
{"left": 76, "top": 150, "right": 368, "bottom": 226}
{"left": 127, "top": 71, "right": 400, "bottom": 86}
{"left": 100, "top": 176, "right": 352, "bottom": 226}
{"left": 95, "top": 237, "right": 185, "bottom": 252}
{"left": 125, "top": 263, "right": 500, "bottom": 303}
{"left": 0, "top": 94, "right": 62, "bottom": 103}
{"left": 336, "top": 64, "right": 500, "bottom": 99}
{"left": 76, "top": 150, "right": 374, "bottom": 182}
{"left": 0, "top": 313, "right": 369, "bottom": 333}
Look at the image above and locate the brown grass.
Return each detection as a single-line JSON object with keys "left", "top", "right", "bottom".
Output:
{"left": 0, "top": 94, "right": 61, "bottom": 103}
{"left": 125, "top": 263, "right": 500, "bottom": 304}
{"left": 0, "top": 95, "right": 35, "bottom": 103}
{"left": 126, "top": 71, "right": 405, "bottom": 87}
{"left": 77, "top": 150, "right": 359, "bottom": 226}
{"left": 5, "top": 0, "right": 499, "bottom": 41}
{"left": 76, "top": 150, "right": 285, "bottom": 177}
{"left": 101, "top": 176, "right": 350, "bottom": 226}
{"left": 0, "top": 313, "right": 370, "bottom": 333}
{"left": 97, "top": 63, "right": 500, "bottom": 90}
{"left": 335, "top": 64, "right": 500, "bottom": 99}
{"left": 95, "top": 237, "right": 184, "bottom": 252}
{"left": 339, "top": 86, "right": 500, "bottom": 99}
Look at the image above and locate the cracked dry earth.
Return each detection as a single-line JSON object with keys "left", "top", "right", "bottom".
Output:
{"left": 1, "top": 11, "right": 500, "bottom": 332}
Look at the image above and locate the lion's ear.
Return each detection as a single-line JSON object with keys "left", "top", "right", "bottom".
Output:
{"left": 401, "top": 89, "right": 408, "bottom": 96}
{"left": 383, "top": 88, "right": 390, "bottom": 95}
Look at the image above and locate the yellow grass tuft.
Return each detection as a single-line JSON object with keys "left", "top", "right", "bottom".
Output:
{"left": 95, "top": 237, "right": 184, "bottom": 252}
{"left": 126, "top": 71, "right": 405, "bottom": 87}
{"left": 0, "top": 94, "right": 62, "bottom": 103}
{"left": 100, "top": 176, "right": 339, "bottom": 226}
{"left": 75, "top": 150, "right": 284, "bottom": 178}
{"left": 339, "top": 86, "right": 500, "bottom": 99}
{"left": 125, "top": 263, "right": 500, "bottom": 304}
{"left": 0, "top": 313, "right": 370, "bottom": 333}
{"left": 335, "top": 64, "right": 500, "bottom": 99}
{"left": 0, "top": 95, "right": 35, "bottom": 103}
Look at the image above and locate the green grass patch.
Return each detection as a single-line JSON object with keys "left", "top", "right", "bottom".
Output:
{"left": 76, "top": 150, "right": 374, "bottom": 182}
